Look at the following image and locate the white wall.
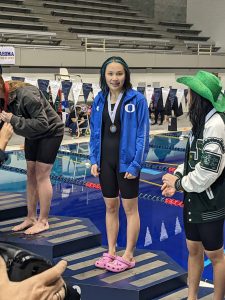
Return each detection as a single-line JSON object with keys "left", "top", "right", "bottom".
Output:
{"left": 187, "top": 0, "right": 225, "bottom": 51}
{"left": 7, "top": 47, "right": 225, "bottom": 68}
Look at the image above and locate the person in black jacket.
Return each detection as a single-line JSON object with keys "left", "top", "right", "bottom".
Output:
{"left": 0, "top": 76, "right": 64, "bottom": 235}
{"left": 0, "top": 67, "right": 80, "bottom": 300}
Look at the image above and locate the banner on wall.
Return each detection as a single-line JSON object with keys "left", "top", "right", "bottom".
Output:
{"left": 72, "top": 82, "right": 83, "bottom": 106}
{"left": 2, "top": 76, "right": 11, "bottom": 82}
{"left": 145, "top": 86, "right": 154, "bottom": 107}
{"left": 61, "top": 80, "right": 72, "bottom": 101}
{"left": 176, "top": 89, "right": 185, "bottom": 107}
{"left": 0, "top": 46, "right": 15, "bottom": 65}
{"left": 61, "top": 80, "right": 72, "bottom": 109}
{"left": 162, "top": 88, "right": 170, "bottom": 108}
{"left": 0, "top": 72, "right": 191, "bottom": 111}
{"left": 38, "top": 79, "right": 49, "bottom": 93}
{"left": 168, "top": 89, "right": 177, "bottom": 107}
{"left": 153, "top": 88, "right": 162, "bottom": 107}
{"left": 49, "top": 80, "right": 61, "bottom": 104}
{"left": 137, "top": 86, "right": 145, "bottom": 95}
{"left": 83, "top": 83, "right": 92, "bottom": 103}
{"left": 11, "top": 76, "right": 25, "bottom": 82}
{"left": 25, "top": 78, "right": 38, "bottom": 87}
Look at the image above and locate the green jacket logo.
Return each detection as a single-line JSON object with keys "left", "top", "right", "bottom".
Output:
{"left": 188, "top": 139, "right": 203, "bottom": 169}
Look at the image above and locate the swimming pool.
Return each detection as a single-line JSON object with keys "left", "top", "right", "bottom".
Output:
{"left": 0, "top": 132, "right": 221, "bottom": 281}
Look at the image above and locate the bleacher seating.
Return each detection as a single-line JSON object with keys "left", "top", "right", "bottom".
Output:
{"left": 0, "top": 0, "right": 48, "bottom": 32}
{"left": 167, "top": 28, "right": 201, "bottom": 35}
{"left": 51, "top": 10, "right": 147, "bottom": 24}
{"left": 40, "top": 0, "right": 220, "bottom": 53}
{"left": 0, "top": 0, "right": 24, "bottom": 4}
{"left": 69, "top": 26, "right": 162, "bottom": 39}
{"left": 0, "top": 21, "right": 48, "bottom": 31}
{"left": 43, "top": 2, "right": 139, "bottom": 17}
{"left": 0, "top": 29, "right": 61, "bottom": 46}
{"left": 176, "top": 35, "right": 210, "bottom": 41}
{"left": 0, "top": 0, "right": 220, "bottom": 54}
{"left": 159, "top": 20, "right": 218, "bottom": 53}
{"left": 0, "top": 12, "right": 41, "bottom": 22}
{"left": 78, "top": 34, "right": 174, "bottom": 52}
{"left": 0, "top": 5, "right": 31, "bottom": 13}
{"left": 184, "top": 40, "right": 220, "bottom": 54}
{"left": 0, "top": 29, "right": 56, "bottom": 38}
{"left": 41, "top": 0, "right": 165, "bottom": 42}
{"left": 0, "top": 0, "right": 62, "bottom": 46}
{"left": 60, "top": 18, "right": 154, "bottom": 33}
{"left": 44, "top": 0, "right": 129, "bottom": 9}
{"left": 159, "top": 21, "right": 193, "bottom": 28}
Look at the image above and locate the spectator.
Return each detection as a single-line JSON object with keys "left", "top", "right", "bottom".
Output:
{"left": 162, "top": 71, "right": 225, "bottom": 300}
{"left": 78, "top": 107, "right": 88, "bottom": 136}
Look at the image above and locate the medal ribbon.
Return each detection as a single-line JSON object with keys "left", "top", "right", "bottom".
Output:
{"left": 107, "top": 92, "right": 123, "bottom": 125}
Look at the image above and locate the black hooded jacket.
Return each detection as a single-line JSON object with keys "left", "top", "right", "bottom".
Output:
{"left": 8, "top": 85, "right": 64, "bottom": 139}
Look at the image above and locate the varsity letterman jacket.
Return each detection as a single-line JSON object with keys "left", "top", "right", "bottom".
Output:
{"left": 175, "top": 108, "right": 225, "bottom": 223}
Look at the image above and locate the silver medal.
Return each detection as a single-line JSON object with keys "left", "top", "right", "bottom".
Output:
{"left": 110, "top": 124, "right": 117, "bottom": 133}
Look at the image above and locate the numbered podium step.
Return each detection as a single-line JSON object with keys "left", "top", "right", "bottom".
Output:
{"left": 0, "top": 192, "right": 27, "bottom": 221}
{"left": 59, "top": 247, "right": 187, "bottom": 300}
{"left": 0, "top": 215, "right": 101, "bottom": 259}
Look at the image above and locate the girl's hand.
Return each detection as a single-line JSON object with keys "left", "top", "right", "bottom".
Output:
{"left": 0, "top": 257, "right": 67, "bottom": 300}
{"left": 124, "top": 172, "right": 136, "bottom": 179}
{"left": 0, "top": 111, "right": 13, "bottom": 123}
{"left": 162, "top": 173, "right": 178, "bottom": 188}
{"left": 161, "top": 183, "right": 176, "bottom": 197}
{"left": 91, "top": 164, "right": 99, "bottom": 177}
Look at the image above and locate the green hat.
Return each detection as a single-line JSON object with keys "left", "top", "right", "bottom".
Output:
{"left": 177, "top": 70, "right": 225, "bottom": 112}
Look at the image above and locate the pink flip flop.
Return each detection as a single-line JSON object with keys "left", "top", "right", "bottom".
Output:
{"left": 105, "top": 256, "right": 135, "bottom": 273}
{"left": 95, "top": 253, "right": 115, "bottom": 269}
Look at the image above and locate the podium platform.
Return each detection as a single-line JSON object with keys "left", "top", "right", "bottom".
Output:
{"left": 0, "top": 195, "right": 217, "bottom": 299}
{"left": 155, "top": 283, "right": 214, "bottom": 299}
{"left": 0, "top": 215, "right": 218, "bottom": 299}
{"left": 0, "top": 216, "right": 101, "bottom": 259}
{"left": 0, "top": 192, "right": 27, "bottom": 221}
{"left": 60, "top": 247, "right": 187, "bottom": 300}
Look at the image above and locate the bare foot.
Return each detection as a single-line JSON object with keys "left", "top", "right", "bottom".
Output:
{"left": 24, "top": 221, "right": 49, "bottom": 235}
{"left": 12, "top": 218, "right": 37, "bottom": 232}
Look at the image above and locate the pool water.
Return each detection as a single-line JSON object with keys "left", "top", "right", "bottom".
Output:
{"left": 0, "top": 132, "right": 222, "bottom": 281}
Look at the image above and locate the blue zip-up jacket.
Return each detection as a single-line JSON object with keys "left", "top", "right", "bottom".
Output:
{"left": 89, "top": 88, "right": 150, "bottom": 176}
